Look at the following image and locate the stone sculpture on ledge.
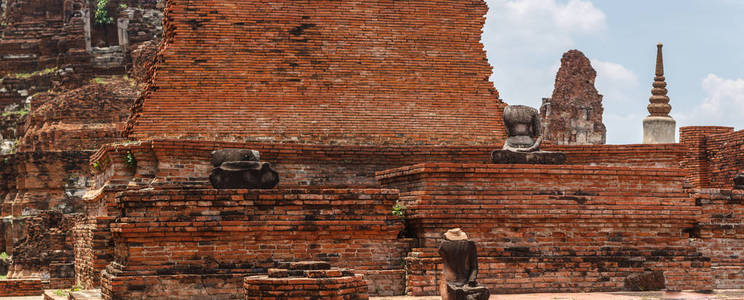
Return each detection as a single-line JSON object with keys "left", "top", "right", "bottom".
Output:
{"left": 492, "top": 105, "right": 566, "bottom": 164}
{"left": 734, "top": 173, "right": 744, "bottom": 190}
{"left": 209, "top": 149, "right": 279, "bottom": 189}
{"left": 438, "top": 228, "right": 490, "bottom": 300}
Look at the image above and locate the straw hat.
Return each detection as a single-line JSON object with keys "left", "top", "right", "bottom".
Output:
{"left": 443, "top": 228, "right": 468, "bottom": 241}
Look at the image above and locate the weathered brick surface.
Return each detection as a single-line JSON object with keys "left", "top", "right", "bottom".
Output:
{"left": 125, "top": 0, "right": 506, "bottom": 145}
{"left": 679, "top": 127, "right": 744, "bottom": 189}
{"left": 73, "top": 217, "right": 115, "bottom": 289}
{"left": 17, "top": 80, "right": 137, "bottom": 152}
{"left": 0, "top": 278, "right": 42, "bottom": 296}
{"left": 244, "top": 262, "right": 369, "bottom": 299}
{"left": 4, "top": 151, "right": 91, "bottom": 217}
{"left": 544, "top": 143, "right": 685, "bottom": 168}
{"left": 99, "top": 188, "right": 408, "bottom": 299}
{"left": 6, "top": 211, "right": 81, "bottom": 289}
{"left": 377, "top": 163, "right": 713, "bottom": 295}
{"left": 244, "top": 274, "right": 369, "bottom": 300}
{"left": 0, "top": 0, "right": 89, "bottom": 78}
{"left": 692, "top": 188, "right": 744, "bottom": 289}
{"left": 87, "top": 140, "right": 687, "bottom": 192}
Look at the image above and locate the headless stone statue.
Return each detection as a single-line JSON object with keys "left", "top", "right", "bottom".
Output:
{"left": 209, "top": 149, "right": 279, "bottom": 189}
{"left": 492, "top": 104, "right": 566, "bottom": 164}
{"left": 502, "top": 105, "right": 543, "bottom": 152}
{"left": 438, "top": 228, "right": 490, "bottom": 300}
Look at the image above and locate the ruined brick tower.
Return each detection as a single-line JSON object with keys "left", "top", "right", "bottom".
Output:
{"left": 540, "top": 50, "right": 606, "bottom": 145}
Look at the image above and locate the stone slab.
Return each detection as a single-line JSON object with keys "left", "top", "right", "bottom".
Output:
{"left": 491, "top": 150, "right": 566, "bottom": 164}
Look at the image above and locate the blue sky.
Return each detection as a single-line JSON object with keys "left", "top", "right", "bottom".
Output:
{"left": 482, "top": 0, "right": 744, "bottom": 144}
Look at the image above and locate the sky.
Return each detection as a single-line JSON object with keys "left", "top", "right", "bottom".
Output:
{"left": 482, "top": 0, "right": 744, "bottom": 144}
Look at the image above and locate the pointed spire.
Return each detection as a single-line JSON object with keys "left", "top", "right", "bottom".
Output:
{"left": 655, "top": 43, "right": 664, "bottom": 76}
{"left": 648, "top": 43, "right": 671, "bottom": 117}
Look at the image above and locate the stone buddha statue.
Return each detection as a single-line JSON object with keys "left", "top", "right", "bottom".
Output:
{"left": 492, "top": 104, "right": 565, "bottom": 164}
{"left": 502, "top": 105, "right": 542, "bottom": 152}
{"left": 438, "top": 228, "right": 490, "bottom": 300}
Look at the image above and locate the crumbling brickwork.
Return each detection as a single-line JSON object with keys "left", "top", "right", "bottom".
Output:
{"left": 378, "top": 163, "right": 712, "bottom": 295}
{"left": 6, "top": 211, "right": 83, "bottom": 289}
{"left": 125, "top": 0, "right": 505, "bottom": 145}
{"left": 540, "top": 50, "right": 606, "bottom": 145}
{"left": 17, "top": 78, "right": 137, "bottom": 152}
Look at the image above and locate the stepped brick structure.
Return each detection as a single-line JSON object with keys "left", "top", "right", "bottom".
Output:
{"left": 244, "top": 261, "right": 369, "bottom": 299}
{"left": 540, "top": 50, "right": 606, "bottom": 145}
{"left": 1, "top": 0, "right": 744, "bottom": 299}
{"left": 378, "top": 163, "right": 712, "bottom": 294}
{"left": 124, "top": 0, "right": 506, "bottom": 145}
{"left": 0, "top": 0, "right": 162, "bottom": 293}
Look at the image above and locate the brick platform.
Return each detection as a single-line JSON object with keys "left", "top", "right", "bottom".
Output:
{"left": 99, "top": 188, "right": 407, "bottom": 299}
{"left": 244, "top": 261, "right": 369, "bottom": 299}
{"left": 377, "top": 163, "right": 713, "bottom": 295}
{"left": 0, "top": 278, "right": 42, "bottom": 297}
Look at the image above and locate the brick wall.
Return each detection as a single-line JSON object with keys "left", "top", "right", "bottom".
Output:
{"left": 0, "top": 278, "right": 42, "bottom": 296}
{"left": 680, "top": 126, "right": 743, "bottom": 189}
{"left": 73, "top": 216, "right": 115, "bottom": 289}
{"left": 88, "top": 140, "right": 687, "bottom": 192}
{"left": 377, "top": 163, "right": 713, "bottom": 295}
{"left": 125, "top": 0, "right": 506, "bottom": 145}
{"left": 692, "top": 188, "right": 744, "bottom": 289}
{"left": 545, "top": 143, "right": 685, "bottom": 168}
{"left": 100, "top": 188, "right": 408, "bottom": 299}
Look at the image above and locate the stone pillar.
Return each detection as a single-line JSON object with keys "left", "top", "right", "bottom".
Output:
{"left": 117, "top": 14, "right": 129, "bottom": 50}
{"left": 643, "top": 43, "right": 676, "bottom": 144}
{"left": 82, "top": 7, "right": 91, "bottom": 52}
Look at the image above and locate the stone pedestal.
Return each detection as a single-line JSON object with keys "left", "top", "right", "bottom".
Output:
{"left": 643, "top": 115, "right": 676, "bottom": 144}
{"left": 491, "top": 150, "right": 566, "bottom": 164}
{"left": 445, "top": 283, "right": 490, "bottom": 300}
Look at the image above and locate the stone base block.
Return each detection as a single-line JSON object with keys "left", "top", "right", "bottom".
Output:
{"left": 491, "top": 150, "right": 566, "bottom": 164}
{"left": 444, "top": 283, "right": 490, "bottom": 300}
{"left": 624, "top": 271, "right": 665, "bottom": 291}
{"left": 643, "top": 116, "right": 676, "bottom": 144}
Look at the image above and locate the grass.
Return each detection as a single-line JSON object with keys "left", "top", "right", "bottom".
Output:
{"left": 5, "top": 67, "right": 58, "bottom": 79}
{"left": 0, "top": 252, "right": 8, "bottom": 261}
{"left": 1, "top": 109, "right": 28, "bottom": 117}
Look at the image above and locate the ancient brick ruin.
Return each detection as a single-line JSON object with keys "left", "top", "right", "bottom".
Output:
{"left": 0, "top": 0, "right": 743, "bottom": 299}
{"left": 0, "top": 0, "right": 162, "bottom": 293}
{"left": 541, "top": 50, "right": 607, "bottom": 145}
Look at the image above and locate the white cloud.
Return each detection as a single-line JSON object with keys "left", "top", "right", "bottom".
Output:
{"left": 676, "top": 74, "right": 744, "bottom": 128}
{"left": 591, "top": 59, "right": 638, "bottom": 89}
{"left": 483, "top": 0, "right": 607, "bottom": 106}
{"left": 589, "top": 59, "right": 642, "bottom": 144}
